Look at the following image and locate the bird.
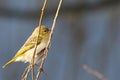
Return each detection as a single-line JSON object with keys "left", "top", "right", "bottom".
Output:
{"left": 2, "top": 25, "right": 50, "bottom": 68}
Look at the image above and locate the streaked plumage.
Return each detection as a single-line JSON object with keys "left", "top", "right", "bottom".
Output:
{"left": 2, "top": 25, "right": 50, "bottom": 68}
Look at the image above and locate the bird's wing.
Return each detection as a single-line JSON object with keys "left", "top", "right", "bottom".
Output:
{"left": 14, "top": 35, "right": 42, "bottom": 58}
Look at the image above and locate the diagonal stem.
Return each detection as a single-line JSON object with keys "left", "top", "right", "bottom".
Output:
{"left": 35, "top": 0, "right": 63, "bottom": 80}
{"left": 31, "top": 0, "right": 48, "bottom": 80}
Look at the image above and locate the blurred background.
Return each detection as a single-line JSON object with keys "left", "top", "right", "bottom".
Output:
{"left": 0, "top": 0, "right": 120, "bottom": 80}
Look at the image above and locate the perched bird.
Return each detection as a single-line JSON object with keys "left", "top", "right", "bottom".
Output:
{"left": 2, "top": 25, "right": 50, "bottom": 68}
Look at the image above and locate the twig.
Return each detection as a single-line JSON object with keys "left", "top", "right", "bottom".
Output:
{"left": 31, "top": 0, "right": 48, "bottom": 80}
{"left": 83, "top": 64, "right": 107, "bottom": 80}
{"left": 21, "top": 65, "right": 31, "bottom": 80}
{"left": 35, "top": 0, "right": 63, "bottom": 80}
{"left": 21, "top": 0, "right": 48, "bottom": 80}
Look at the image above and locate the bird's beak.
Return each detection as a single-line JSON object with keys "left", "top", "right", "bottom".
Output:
{"left": 49, "top": 29, "right": 51, "bottom": 33}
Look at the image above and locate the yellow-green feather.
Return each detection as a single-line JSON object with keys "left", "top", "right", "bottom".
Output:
{"left": 2, "top": 25, "right": 49, "bottom": 68}
{"left": 14, "top": 36, "right": 42, "bottom": 57}
{"left": 2, "top": 58, "right": 15, "bottom": 68}
{"left": 2, "top": 36, "right": 42, "bottom": 68}
{"left": 2, "top": 54, "right": 25, "bottom": 68}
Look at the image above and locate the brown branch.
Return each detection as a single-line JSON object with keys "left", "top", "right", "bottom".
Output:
{"left": 21, "top": 0, "right": 48, "bottom": 80}
{"left": 21, "top": 65, "right": 31, "bottom": 80}
{"left": 21, "top": 0, "right": 62, "bottom": 79}
{"left": 35, "top": 0, "right": 63, "bottom": 80}
{"left": 83, "top": 64, "right": 107, "bottom": 80}
{"left": 31, "top": 0, "right": 48, "bottom": 80}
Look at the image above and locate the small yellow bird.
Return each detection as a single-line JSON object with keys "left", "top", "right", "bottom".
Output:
{"left": 2, "top": 25, "right": 50, "bottom": 68}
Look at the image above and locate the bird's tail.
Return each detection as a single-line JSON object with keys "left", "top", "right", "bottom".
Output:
{"left": 2, "top": 58, "right": 15, "bottom": 68}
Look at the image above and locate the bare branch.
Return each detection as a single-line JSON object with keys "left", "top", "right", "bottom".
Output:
{"left": 21, "top": 65, "right": 31, "bottom": 80}
{"left": 83, "top": 64, "right": 107, "bottom": 80}
{"left": 31, "top": 0, "right": 48, "bottom": 79}
{"left": 21, "top": 0, "right": 62, "bottom": 79}
{"left": 21, "top": 0, "right": 48, "bottom": 80}
{"left": 35, "top": 0, "right": 63, "bottom": 80}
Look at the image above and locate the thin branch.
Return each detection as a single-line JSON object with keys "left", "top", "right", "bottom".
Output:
{"left": 31, "top": 0, "right": 48, "bottom": 80}
{"left": 21, "top": 0, "right": 48, "bottom": 80}
{"left": 83, "top": 64, "right": 107, "bottom": 80}
{"left": 21, "top": 65, "right": 31, "bottom": 80}
{"left": 35, "top": 0, "right": 63, "bottom": 80}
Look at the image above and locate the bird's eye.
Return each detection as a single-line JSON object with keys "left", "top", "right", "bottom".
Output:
{"left": 44, "top": 29, "right": 48, "bottom": 32}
